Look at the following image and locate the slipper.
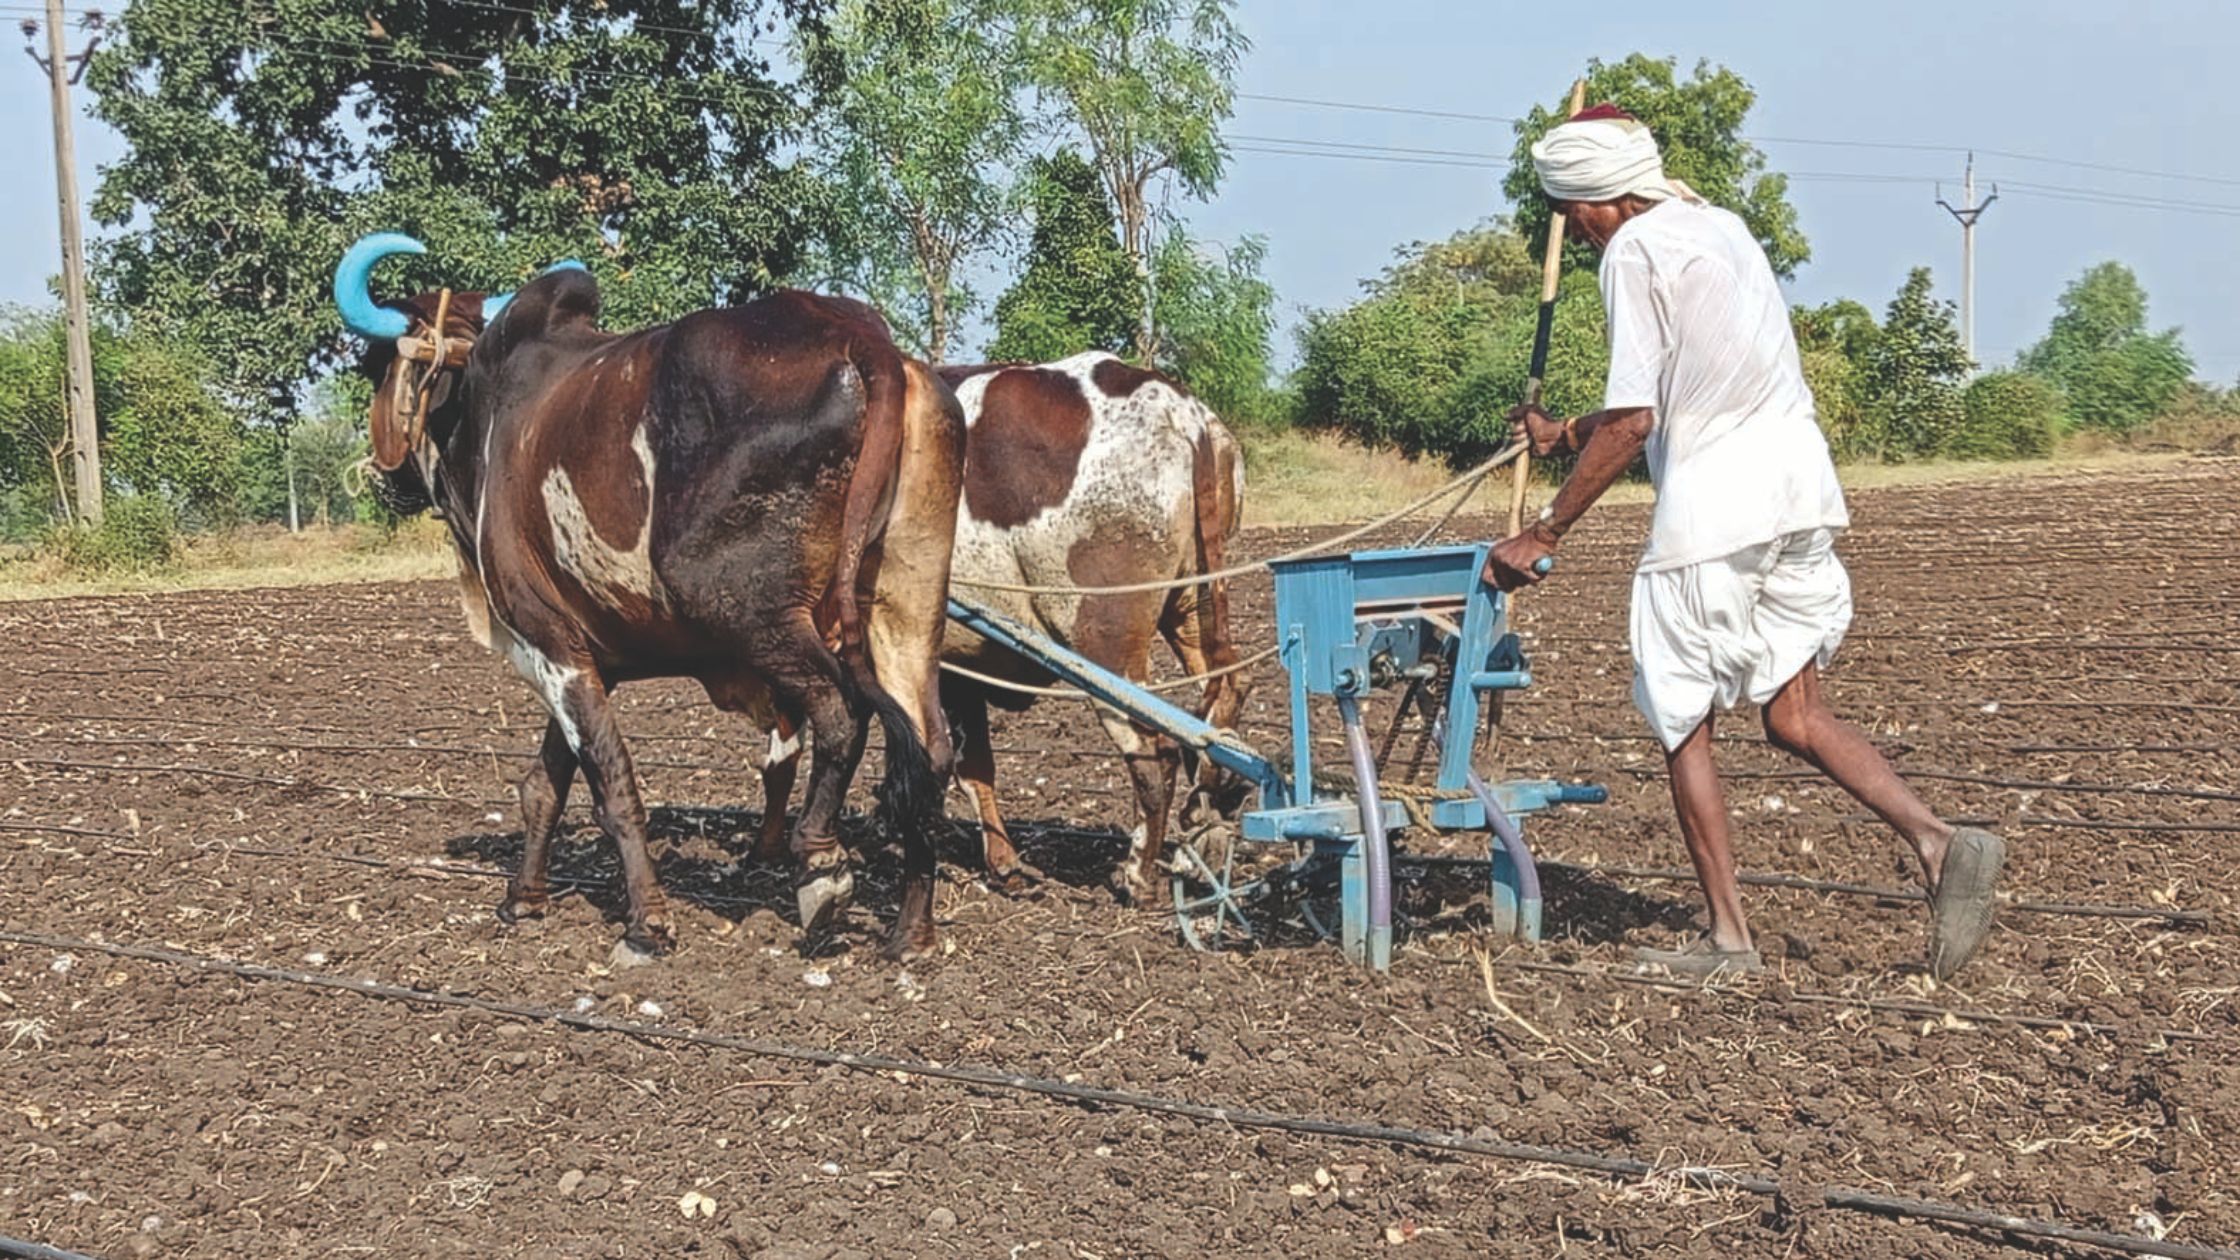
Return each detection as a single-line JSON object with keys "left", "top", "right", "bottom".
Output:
{"left": 1929, "top": 827, "right": 2005, "bottom": 981}
{"left": 1633, "top": 936, "right": 1764, "bottom": 978}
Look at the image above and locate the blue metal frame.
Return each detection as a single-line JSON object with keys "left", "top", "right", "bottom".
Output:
{"left": 947, "top": 542, "right": 1604, "bottom": 971}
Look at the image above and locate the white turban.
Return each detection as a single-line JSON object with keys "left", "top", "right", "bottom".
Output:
{"left": 1531, "top": 115, "right": 1680, "bottom": 204}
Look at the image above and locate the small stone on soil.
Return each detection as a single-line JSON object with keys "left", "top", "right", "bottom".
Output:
{"left": 558, "top": 1168, "right": 585, "bottom": 1196}
{"left": 610, "top": 939, "right": 659, "bottom": 970}
{"left": 925, "top": 1207, "right": 957, "bottom": 1229}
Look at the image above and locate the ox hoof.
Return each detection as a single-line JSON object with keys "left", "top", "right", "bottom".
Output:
{"left": 609, "top": 937, "right": 662, "bottom": 970}
{"left": 880, "top": 925, "right": 939, "bottom": 963}
{"left": 495, "top": 895, "right": 549, "bottom": 926}
{"left": 795, "top": 868, "right": 856, "bottom": 937}
{"left": 985, "top": 863, "right": 1044, "bottom": 898}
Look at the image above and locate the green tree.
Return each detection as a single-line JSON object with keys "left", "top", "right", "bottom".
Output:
{"left": 1007, "top": 0, "right": 1246, "bottom": 360}
{"left": 1503, "top": 54, "right": 1808, "bottom": 278}
{"left": 987, "top": 151, "right": 1138, "bottom": 362}
{"left": 1151, "top": 230, "right": 1275, "bottom": 423}
{"left": 1861, "top": 268, "right": 1970, "bottom": 461}
{"left": 1793, "top": 299, "right": 1881, "bottom": 458}
{"left": 1952, "top": 371, "right": 2063, "bottom": 461}
{"left": 88, "top": 0, "right": 831, "bottom": 423}
{"left": 0, "top": 306, "right": 246, "bottom": 527}
{"left": 0, "top": 309, "right": 77, "bottom": 520}
{"left": 808, "top": 0, "right": 1022, "bottom": 362}
{"left": 1292, "top": 221, "right": 1568, "bottom": 464}
{"left": 2019, "top": 262, "right": 2192, "bottom": 433}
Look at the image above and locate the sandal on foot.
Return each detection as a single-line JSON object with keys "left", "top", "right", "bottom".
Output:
{"left": 1632, "top": 937, "right": 1764, "bottom": 978}
{"left": 1929, "top": 827, "right": 2005, "bottom": 981}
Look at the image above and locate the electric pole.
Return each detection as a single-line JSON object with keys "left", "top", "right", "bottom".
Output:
{"left": 23, "top": 3, "right": 106, "bottom": 524}
{"left": 1936, "top": 153, "right": 1998, "bottom": 372}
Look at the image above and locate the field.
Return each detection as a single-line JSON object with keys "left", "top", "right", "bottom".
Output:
{"left": 3, "top": 459, "right": 2236, "bottom": 1259}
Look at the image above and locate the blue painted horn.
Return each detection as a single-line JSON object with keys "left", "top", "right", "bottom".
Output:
{"left": 480, "top": 259, "right": 591, "bottom": 323}
{"left": 333, "top": 232, "right": 427, "bottom": 340}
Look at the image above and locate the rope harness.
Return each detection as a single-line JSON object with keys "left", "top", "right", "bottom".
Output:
{"left": 948, "top": 441, "right": 1525, "bottom": 599}
{"left": 388, "top": 287, "right": 476, "bottom": 467}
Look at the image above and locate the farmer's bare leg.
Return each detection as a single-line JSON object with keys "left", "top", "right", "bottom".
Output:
{"left": 1761, "top": 661, "right": 1953, "bottom": 889}
{"left": 1665, "top": 711, "right": 1754, "bottom": 953}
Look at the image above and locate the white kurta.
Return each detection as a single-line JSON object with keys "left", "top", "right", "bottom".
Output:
{"left": 1598, "top": 201, "right": 1854, "bottom": 748}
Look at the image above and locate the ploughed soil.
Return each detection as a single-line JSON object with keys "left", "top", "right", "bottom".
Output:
{"left": 3, "top": 461, "right": 2236, "bottom": 1259}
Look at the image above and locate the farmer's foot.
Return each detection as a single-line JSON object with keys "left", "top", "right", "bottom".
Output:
{"left": 1634, "top": 936, "right": 1765, "bottom": 978}
{"left": 1928, "top": 827, "right": 2004, "bottom": 981}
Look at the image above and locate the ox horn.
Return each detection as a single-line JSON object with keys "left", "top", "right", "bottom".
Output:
{"left": 334, "top": 232, "right": 428, "bottom": 340}
{"left": 480, "top": 259, "right": 591, "bottom": 323}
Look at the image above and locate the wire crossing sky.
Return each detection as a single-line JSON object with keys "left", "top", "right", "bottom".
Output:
{"left": 3, "top": 0, "right": 2233, "bottom": 379}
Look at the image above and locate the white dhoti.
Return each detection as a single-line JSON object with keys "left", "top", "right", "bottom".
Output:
{"left": 1629, "top": 528, "right": 1853, "bottom": 751}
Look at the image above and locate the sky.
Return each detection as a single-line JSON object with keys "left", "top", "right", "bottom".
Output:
{"left": 5, "top": 0, "right": 2238, "bottom": 381}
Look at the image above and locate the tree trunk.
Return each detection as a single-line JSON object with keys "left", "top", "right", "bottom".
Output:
{"left": 927, "top": 285, "right": 951, "bottom": 367}
{"left": 1116, "top": 178, "right": 1156, "bottom": 363}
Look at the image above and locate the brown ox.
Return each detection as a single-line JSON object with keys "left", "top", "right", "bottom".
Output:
{"left": 758, "top": 350, "right": 1250, "bottom": 898}
{"left": 337, "top": 238, "right": 963, "bottom": 960}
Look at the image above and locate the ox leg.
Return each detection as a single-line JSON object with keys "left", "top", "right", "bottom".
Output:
{"left": 557, "top": 676, "right": 675, "bottom": 954}
{"left": 861, "top": 374, "right": 963, "bottom": 958}
{"left": 754, "top": 713, "right": 801, "bottom": 866}
{"left": 1161, "top": 582, "right": 1251, "bottom": 825}
{"left": 1073, "top": 590, "right": 1178, "bottom": 901}
{"left": 945, "top": 682, "right": 1037, "bottom": 894}
{"left": 785, "top": 677, "right": 865, "bottom": 939}
{"left": 756, "top": 752, "right": 799, "bottom": 866}
{"left": 1100, "top": 710, "right": 1181, "bottom": 903}
{"left": 497, "top": 717, "right": 578, "bottom": 924}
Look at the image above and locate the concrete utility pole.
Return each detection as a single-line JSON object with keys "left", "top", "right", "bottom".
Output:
{"left": 24, "top": 3, "right": 106, "bottom": 524}
{"left": 1936, "top": 154, "right": 1998, "bottom": 372}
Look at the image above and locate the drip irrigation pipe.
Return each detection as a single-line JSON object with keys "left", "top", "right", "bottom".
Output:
{"left": 0, "top": 927, "right": 2228, "bottom": 1260}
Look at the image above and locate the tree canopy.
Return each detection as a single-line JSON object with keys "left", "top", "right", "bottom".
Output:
{"left": 88, "top": 0, "right": 832, "bottom": 419}
{"left": 1006, "top": 0, "right": 1246, "bottom": 360}
{"left": 2019, "top": 262, "right": 2193, "bottom": 433}
{"left": 1862, "top": 268, "right": 1971, "bottom": 460}
{"left": 1502, "top": 54, "right": 1808, "bottom": 279}
{"left": 987, "top": 151, "right": 1139, "bottom": 363}
{"left": 807, "top": 0, "right": 1021, "bottom": 362}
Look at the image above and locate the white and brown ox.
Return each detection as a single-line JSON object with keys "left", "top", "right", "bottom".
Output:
{"left": 335, "top": 233, "right": 965, "bottom": 960}
{"left": 753, "top": 351, "right": 1252, "bottom": 898}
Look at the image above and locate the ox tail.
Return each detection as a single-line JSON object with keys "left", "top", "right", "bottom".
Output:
{"left": 829, "top": 343, "right": 911, "bottom": 669}
{"left": 846, "top": 663, "right": 942, "bottom": 839}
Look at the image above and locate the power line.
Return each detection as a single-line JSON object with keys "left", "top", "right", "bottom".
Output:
{"left": 1238, "top": 89, "right": 2240, "bottom": 190}
{"left": 1237, "top": 90, "right": 1517, "bottom": 125}
{"left": 34, "top": 4, "right": 2240, "bottom": 217}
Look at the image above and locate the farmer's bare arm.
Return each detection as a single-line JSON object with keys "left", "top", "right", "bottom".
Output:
{"left": 1485, "top": 405, "right": 1654, "bottom": 589}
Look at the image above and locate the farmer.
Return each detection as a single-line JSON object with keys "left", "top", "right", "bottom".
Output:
{"left": 1485, "top": 104, "right": 2004, "bottom": 980}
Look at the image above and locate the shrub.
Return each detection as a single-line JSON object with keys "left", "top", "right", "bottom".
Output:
{"left": 48, "top": 494, "right": 181, "bottom": 574}
{"left": 1950, "top": 372, "right": 2064, "bottom": 460}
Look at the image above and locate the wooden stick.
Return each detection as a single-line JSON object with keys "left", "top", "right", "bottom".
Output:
{"left": 1508, "top": 77, "right": 1589, "bottom": 539}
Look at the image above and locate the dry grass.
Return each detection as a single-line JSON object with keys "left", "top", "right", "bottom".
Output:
{"left": 0, "top": 516, "right": 454, "bottom": 602}
{"left": 1240, "top": 428, "right": 1461, "bottom": 527}
{"left": 0, "top": 434, "right": 2208, "bottom": 601}
{"left": 1242, "top": 428, "right": 2201, "bottom": 527}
